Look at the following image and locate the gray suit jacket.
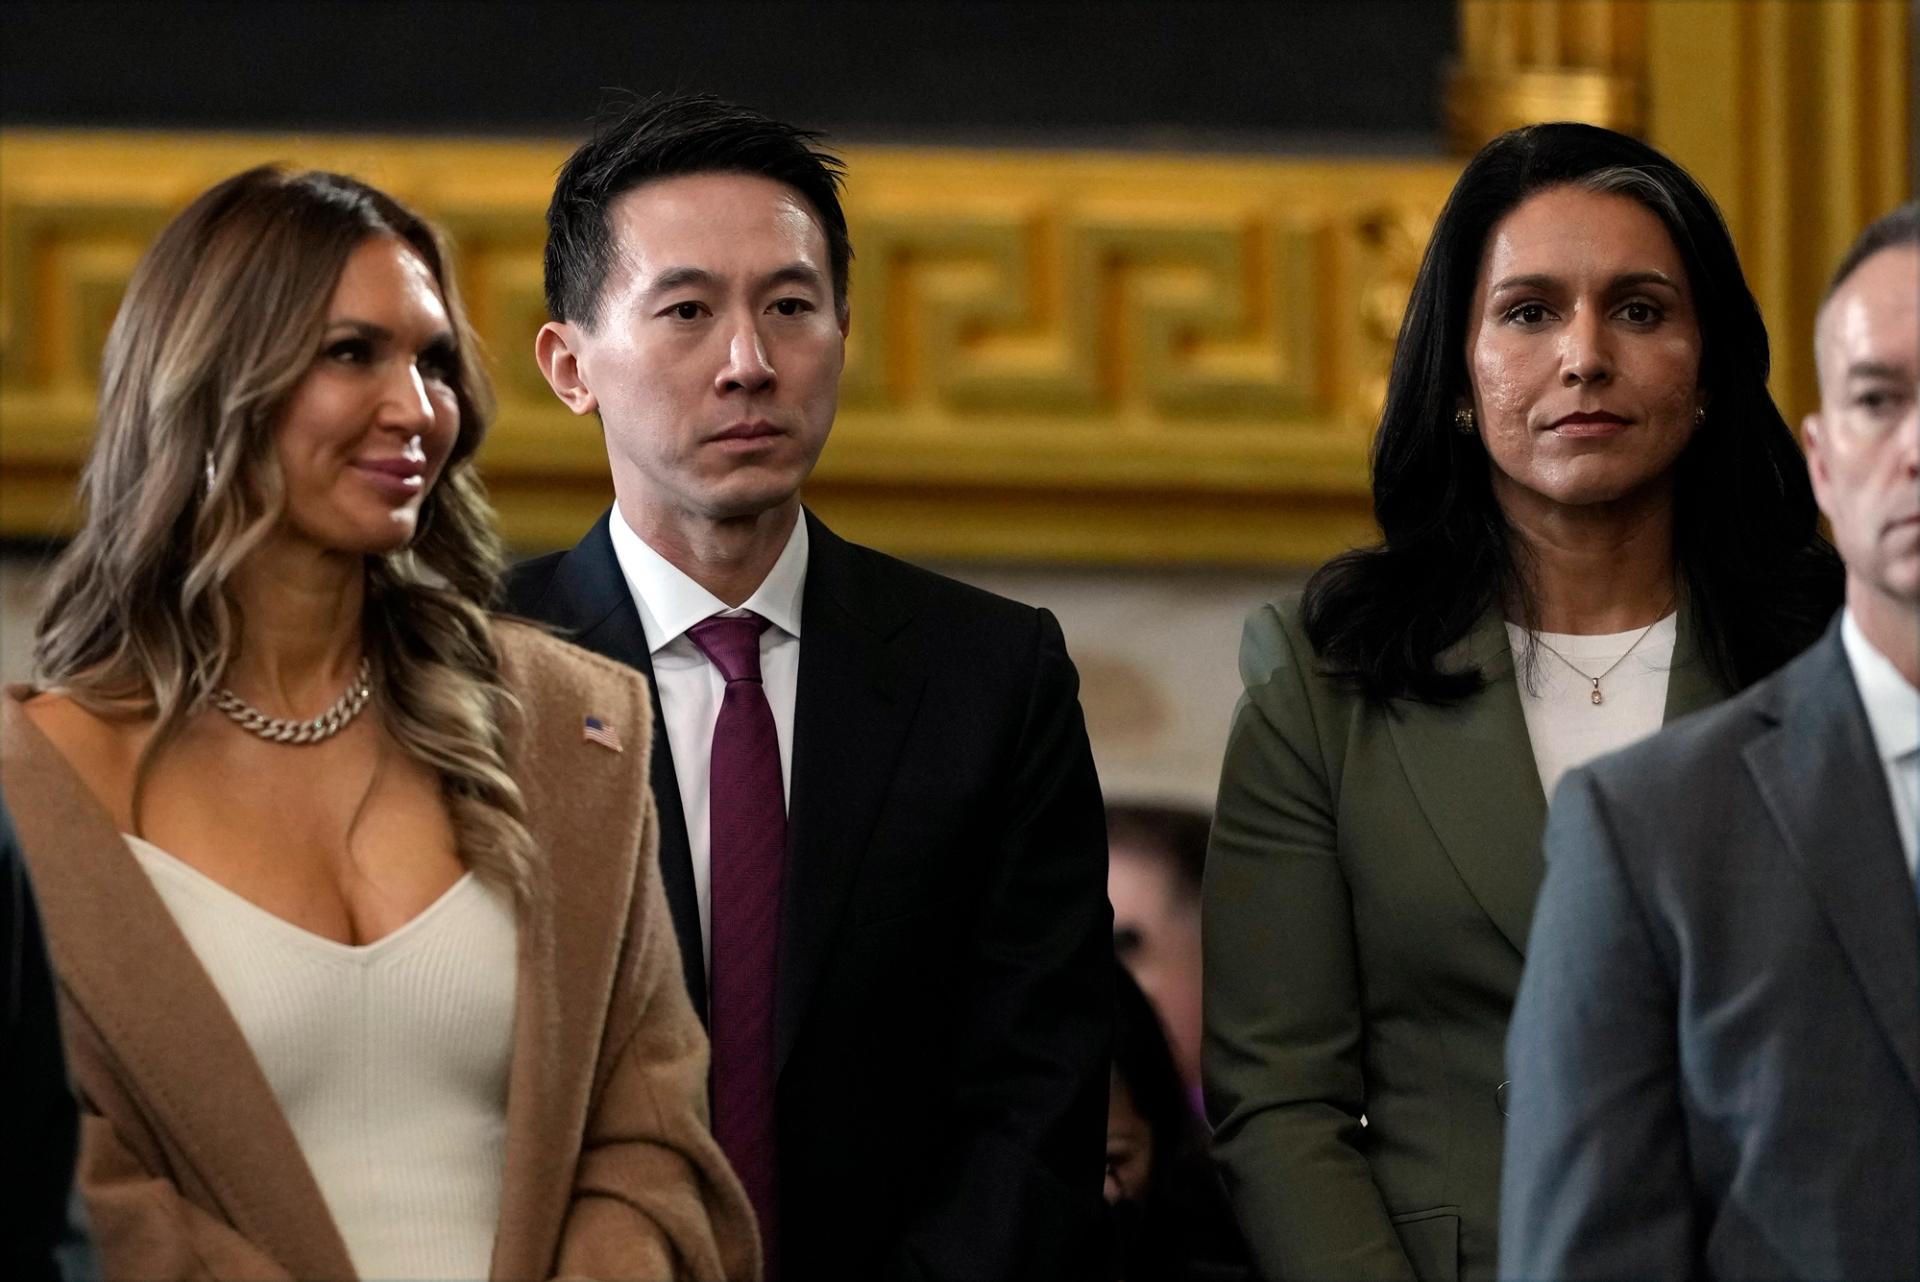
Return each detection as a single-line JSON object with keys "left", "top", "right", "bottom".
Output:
{"left": 1501, "top": 617, "right": 1920, "bottom": 1281}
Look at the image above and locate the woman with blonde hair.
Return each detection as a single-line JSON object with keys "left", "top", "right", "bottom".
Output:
{"left": 1, "top": 166, "right": 758, "bottom": 1281}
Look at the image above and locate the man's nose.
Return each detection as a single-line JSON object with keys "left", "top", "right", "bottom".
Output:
{"left": 715, "top": 321, "right": 776, "bottom": 393}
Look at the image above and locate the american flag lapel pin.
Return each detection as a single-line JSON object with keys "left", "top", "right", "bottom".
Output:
{"left": 582, "top": 714, "right": 623, "bottom": 753}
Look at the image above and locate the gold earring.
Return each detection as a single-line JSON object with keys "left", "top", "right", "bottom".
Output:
{"left": 1454, "top": 406, "right": 1476, "bottom": 434}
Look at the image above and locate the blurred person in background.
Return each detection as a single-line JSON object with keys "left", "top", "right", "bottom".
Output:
{"left": 1108, "top": 961, "right": 1252, "bottom": 1282}
{"left": 1203, "top": 122, "right": 1842, "bottom": 1281}
{"left": 1107, "top": 802, "right": 1208, "bottom": 1112}
{"left": 1502, "top": 202, "right": 1920, "bottom": 1282}
{"left": 2, "top": 166, "right": 755, "bottom": 1281}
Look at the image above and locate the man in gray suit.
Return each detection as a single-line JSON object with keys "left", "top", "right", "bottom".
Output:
{"left": 1500, "top": 201, "right": 1920, "bottom": 1282}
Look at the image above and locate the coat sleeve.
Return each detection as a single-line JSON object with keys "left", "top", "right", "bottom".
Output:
{"left": 1202, "top": 604, "right": 1418, "bottom": 1281}
{"left": 888, "top": 608, "right": 1114, "bottom": 1282}
{"left": 551, "top": 791, "right": 762, "bottom": 1282}
{"left": 61, "top": 1013, "right": 294, "bottom": 1281}
{"left": 1498, "top": 767, "right": 1694, "bottom": 1280}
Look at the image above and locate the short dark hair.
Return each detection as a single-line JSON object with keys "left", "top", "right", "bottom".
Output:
{"left": 544, "top": 92, "right": 851, "bottom": 329}
{"left": 1823, "top": 200, "right": 1920, "bottom": 304}
{"left": 1302, "top": 122, "right": 1840, "bottom": 704}
{"left": 1106, "top": 802, "right": 1210, "bottom": 902}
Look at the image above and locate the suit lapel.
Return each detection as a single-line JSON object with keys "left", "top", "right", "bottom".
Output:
{"left": 528, "top": 512, "right": 707, "bottom": 1016}
{"left": 1387, "top": 612, "right": 1547, "bottom": 956}
{"left": 1744, "top": 623, "right": 1920, "bottom": 1099}
{"left": 777, "top": 514, "right": 927, "bottom": 1072}
{"left": 1663, "top": 596, "right": 1733, "bottom": 721}
{"left": 0, "top": 696, "right": 355, "bottom": 1281}
{"left": 1389, "top": 599, "right": 1737, "bottom": 957}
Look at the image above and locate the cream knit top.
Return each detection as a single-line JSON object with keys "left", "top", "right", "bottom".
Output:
{"left": 127, "top": 835, "right": 518, "bottom": 1281}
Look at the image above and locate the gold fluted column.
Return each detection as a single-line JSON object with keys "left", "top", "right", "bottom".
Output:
{"left": 1645, "top": 0, "right": 1912, "bottom": 421}
{"left": 1448, "top": 0, "right": 1648, "bottom": 149}
{"left": 1449, "top": 0, "right": 1912, "bottom": 424}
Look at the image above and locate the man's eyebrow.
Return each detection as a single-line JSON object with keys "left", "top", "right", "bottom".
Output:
{"left": 1846, "top": 359, "right": 1913, "bottom": 381}
{"left": 643, "top": 266, "right": 720, "bottom": 296}
{"left": 643, "top": 263, "right": 827, "bottom": 296}
{"left": 764, "top": 262, "right": 827, "bottom": 290}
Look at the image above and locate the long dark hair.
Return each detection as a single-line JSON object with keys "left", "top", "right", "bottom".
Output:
{"left": 1303, "top": 122, "right": 1840, "bottom": 703}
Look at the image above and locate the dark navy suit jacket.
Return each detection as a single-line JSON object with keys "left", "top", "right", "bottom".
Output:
{"left": 506, "top": 508, "right": 1112, "bottom": 1282}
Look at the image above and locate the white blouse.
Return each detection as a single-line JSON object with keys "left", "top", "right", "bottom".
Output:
{"left": 127, "top": 835, "right": 518, "bottom": 1281}
{"left": 1506, "top": 614, "right": 1678, "bottom": 802}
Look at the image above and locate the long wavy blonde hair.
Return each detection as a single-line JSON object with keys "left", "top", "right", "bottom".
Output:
{"left": 34, "top": 166, "right": 535, "bottom": 901}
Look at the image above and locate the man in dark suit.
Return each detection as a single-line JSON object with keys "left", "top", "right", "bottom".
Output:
{"left": 505, "top": 94, "right": 1111, "bottom": 1281}
{"left": 1500, "top": 202, "right": 1920, "bottom": 1281}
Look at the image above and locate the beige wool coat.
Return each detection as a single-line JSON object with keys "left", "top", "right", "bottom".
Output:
{"left": 0, "top": 620, "right": 759, "bottom": 1281}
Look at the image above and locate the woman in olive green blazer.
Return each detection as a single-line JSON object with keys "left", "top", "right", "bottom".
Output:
{"left": 1202, "top": 125, "right": 1841, "bottom": 1282}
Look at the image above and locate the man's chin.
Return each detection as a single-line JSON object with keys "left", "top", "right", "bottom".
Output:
{"left": 700, "top": 484, "right": 806, "bottom": 524}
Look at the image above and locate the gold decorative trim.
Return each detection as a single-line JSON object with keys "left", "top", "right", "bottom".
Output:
{"left": 2, "top": 6, "right": 1908, "bottom": 565}
{"left": 0, "top": 129, "right": 1456, "bottom": 563}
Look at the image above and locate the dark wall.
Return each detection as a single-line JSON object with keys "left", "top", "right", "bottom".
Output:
{"left": 3, "top": 1, "right": 1456, "bottom": 150}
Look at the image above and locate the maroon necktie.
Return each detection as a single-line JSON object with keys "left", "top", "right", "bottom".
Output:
{"left": 687, "top": 612, "right": 784, "bottom": 1275}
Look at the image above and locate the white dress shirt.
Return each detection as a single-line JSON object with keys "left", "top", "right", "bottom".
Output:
{"left": 607, "top": 504, "right": 806, "bottom": 966}
{"left": 1840, "top": 609, "right": 1920, "bottom": 875}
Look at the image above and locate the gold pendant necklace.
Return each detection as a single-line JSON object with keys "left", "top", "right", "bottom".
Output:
{"left": 1531, "top": 601, "right": 1674, "bottom": 707}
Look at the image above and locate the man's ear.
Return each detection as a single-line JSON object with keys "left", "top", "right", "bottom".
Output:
{"left": 1802, "top": 411, "right": 1833, "bottom": 518}
{"left": 535, "top": 321, "right": 599, "bottom": 416}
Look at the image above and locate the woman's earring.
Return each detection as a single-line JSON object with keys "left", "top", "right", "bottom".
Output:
{"left": 1693, "top": 406, "right": 1707, "bottom": 428}
{"left": 1454, "top": 406, "right": 1476, "bottom": 435}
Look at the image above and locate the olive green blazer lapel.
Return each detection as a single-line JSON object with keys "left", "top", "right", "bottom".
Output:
{"left": 1385, "top": 611, "right": 1546, "bottom": 958}
{"left": 1385, "top": 600, "right": 1733, "bottom": 958}
{"left": 1664, "top": 598, "right": 1733, "bottom": 721}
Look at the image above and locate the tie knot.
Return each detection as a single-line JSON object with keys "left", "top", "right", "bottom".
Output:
{"left": 689, "top": 612, "right": 770, "bottom": 684}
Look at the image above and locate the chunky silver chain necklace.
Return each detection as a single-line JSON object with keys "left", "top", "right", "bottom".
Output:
{"left": 212, "top": 657, "right": 374, "bottom": 745}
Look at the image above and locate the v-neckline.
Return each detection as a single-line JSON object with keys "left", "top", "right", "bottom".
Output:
{"left": 124, "top": 832, "right": 481, "bottom": 958}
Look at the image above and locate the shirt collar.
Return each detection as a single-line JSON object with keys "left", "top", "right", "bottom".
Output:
{"left": 1841, "top": 608, "right": 1920, "bottom": 765}
{"left": 607, "top": 504, "right": 808, "bottom": 655}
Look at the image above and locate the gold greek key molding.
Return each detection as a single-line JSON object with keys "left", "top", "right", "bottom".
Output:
{"left": 5, "top": 3, "right": 1907, "bottom": 565}
{"left": 0, "top": 130, "right": 1456, "bottom": 562}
